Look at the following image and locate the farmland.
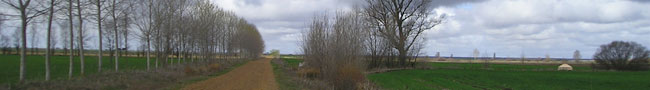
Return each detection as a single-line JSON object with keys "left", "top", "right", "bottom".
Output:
{"left": 0, "top": 54, "right": 150, "bottom": 84}
{"left": 271, "top": 57, "right": 650, "bottom": 90}
{"left": 369, "top": 63, "right": 650, "bottom": 90}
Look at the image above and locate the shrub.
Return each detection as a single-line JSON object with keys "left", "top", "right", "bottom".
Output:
{"left": 297, "top": 67, "right": 320, "bottom": 79}
{"left": 593, "top": 41, "right": 650, "bottom": 71}
{"left": 208, "top": 64, "right": 220, "bottom": 71}
{"left": 332, "top": 64, "right": 366, "bottom": 90}
{"left": 184, "top": 66, "right": 197, "bottom": 75}
{"left": 301, "top": 12, "right": 368, "bottom": 89}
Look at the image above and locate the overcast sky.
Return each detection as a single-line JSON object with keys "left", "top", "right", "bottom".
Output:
{"left": 1, "top": 0, "right": 649, "bottom": 59}
{"left": 211, "top": 0, "right": 650, "bottom": 58}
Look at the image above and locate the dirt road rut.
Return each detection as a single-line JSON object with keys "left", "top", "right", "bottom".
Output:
{"left": 182, "top": 58, "right": 278, "bottom": 90}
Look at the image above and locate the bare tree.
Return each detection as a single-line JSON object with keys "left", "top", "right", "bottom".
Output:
{"left": 493, "top": 52, "right": 496, "bottom": 59}
{"left": 44, "top": 0, "right": 57, "bottom": 81}
{"left": 0, "top": 16, "right": 5, "bottom": 53}
{"left": 110, "top": 0, "right": 118, "bottom": 71}
{"left": 544, "top": 54, "right": 551, "bottom": 62}
{"left": 435, "top": 52, "right": 440, "bottom": 60}
{"left": 29, "top": 24, "right": 39, "bottom": 55}
{"left": 0, "top": 13, "right": 4, "bottom": 31}
{"left": 1, "top": 0, "right": 47, "bottom": 83}
{"left": 93, "top": 0, "right": 105, "bottom": 72}
{"left": 303, "top": 11, "right": 368, "bottom": 89}
{"left": 520, "top": 51, "right": 525, "bottom": 64}
{"left": 270, "top": 49, "right": 280, "bottom": 59}
{"left": 364, "top": 0, "right": 443, "bottom": 67}
{"left": 594, "top": 41, "right": 649, "bottom": 71}
{"left": 76, "top": 0, "right": 86, "bottom": 75}
{"left": 473, "top": 48, "right": 479, "bottom": 63}
{"left": 0, "top": 35, "right": 10, "bottom": 54}
{"left": 134, "top": 0, "right": 154, "bottom": 70}
{"left": 58, "top": 21, "right": 69, "bottom": 55}
{"left": 66, "top": 0, "right": 74, "bottom": 79}
{"left": 573, "top": 50, "right": 581, "bottom": 63}
{"left": 13, "top": 29, "right": 21, "bottom": 55}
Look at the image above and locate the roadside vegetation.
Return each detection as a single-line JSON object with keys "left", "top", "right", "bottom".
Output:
{"left": 271, "top": 58, "right": 301, "bottom": 90}
{"left": 2, "top": 55, "right": 252, "bottom": 89}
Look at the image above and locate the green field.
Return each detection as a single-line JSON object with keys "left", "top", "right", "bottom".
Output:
{"left": 430, "top": 62, "right": 593, "bottom": 71}
{"left": 369, "top": 63, "right": 650, "bottom": 90}
{"left": 283, "top": 58, "right": 303, "bottom": 68}
{"left": 0, "top": 55, "right": 155, "bottom": 84}
{"left": 272, "top": 58, "right": 301, "bottom": 90}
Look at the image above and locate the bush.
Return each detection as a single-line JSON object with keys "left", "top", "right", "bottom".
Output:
{"left": 297, "top": 67, "right": 320, "bottom": 79}
{"left": 301, "top": 12, "right": 368, "bottom": 89}
{"left": 184, "top": 66, "right": 197, "bottom": 75}
{"left": 333, "top": 64, "right": 366, "bottom": 90}
{"left": 209, "top": 64, "right": 220, "bottom": 71}
{"left": 593, "top": 41, "right": 650, "bottom": 71}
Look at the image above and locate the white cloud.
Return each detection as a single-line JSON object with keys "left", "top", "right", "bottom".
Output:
{"left": 210, "top": 0, "right": 650, "bottom": 58}
{"left": 3, "top": 0, "right": 648, "bottom": 58}
{"left": 430, "top": 0, "right": 650, "bottom": 58}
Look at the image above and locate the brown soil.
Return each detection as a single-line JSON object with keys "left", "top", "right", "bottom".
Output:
{"left": 182, "top": 58, "right": 278, "bottom": 90}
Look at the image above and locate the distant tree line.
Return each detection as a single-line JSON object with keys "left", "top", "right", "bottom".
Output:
{"left": 0, "top": 0, "right": 264, "bottom": 83}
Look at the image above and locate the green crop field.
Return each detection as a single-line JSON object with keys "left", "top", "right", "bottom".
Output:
{"left": 0, "top": 55, "right": 155, "bottom": 84}
{"left": 369, "top": 63, "right": 650, "bottom": 90}
{"left": 429, "top": 62, "right": 593, "bottom": 71}
{"left": 283, "top": 58, "right": 303, "bottom": 68}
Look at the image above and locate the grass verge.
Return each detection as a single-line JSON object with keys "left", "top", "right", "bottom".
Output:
{"left": 272, "top": 58, "right": 300, "bottom": 90}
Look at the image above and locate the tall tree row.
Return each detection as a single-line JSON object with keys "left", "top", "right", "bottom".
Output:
{"left": 2, "top": 0, "right": 264, "bottom": 82}
{"left": 1, "top": 0, "right": 47, "bottom": 83}
{"left": 133, "top": 0, "right": 264, "bottom": 69}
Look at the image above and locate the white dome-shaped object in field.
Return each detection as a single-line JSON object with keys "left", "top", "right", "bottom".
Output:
{"left": 558, "top": 63, "right": 573, "bottom": 71}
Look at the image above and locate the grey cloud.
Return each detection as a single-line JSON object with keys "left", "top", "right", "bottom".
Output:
{"left": 213, "top": 0, "right": 650, "bottom": 58}
{"left": 629, "top": 0, "right": 650, "bottom": 3}
{"left": 428, "top": 0, "right": 650, "bottom": 58}
{"left": 242, "top": 0, "right": 263, "bottom": 6}
{"left": 430, "top": 0, "right": 485, "bottom": 7}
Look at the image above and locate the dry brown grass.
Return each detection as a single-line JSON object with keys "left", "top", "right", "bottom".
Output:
{"left": 297, "top": 68, "right": 320, "bottom": 79}
{"left": 333, "top": 64, "right": 367, "bottom": 90}
{"left": 4, "top": 59, "right": 248, "bottom": 90}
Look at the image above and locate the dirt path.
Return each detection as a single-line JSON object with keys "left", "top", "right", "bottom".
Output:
{"left": 182, "top": 58, "right": 278, "bottom": 90}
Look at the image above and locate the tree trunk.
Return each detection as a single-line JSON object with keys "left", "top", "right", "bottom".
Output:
{"left": 77, "top": 0, "right": 85, "bottom": 75}
{"left": 68, "top": 0, "right": 75, "bottom": 79}
{"left": 112, "top": 0, "right": 119, "bottom": 71}
{"left": 96, "top": 0, "right": 103, "bottom": 72}
{"left": 18, "top": 1, "right": 28, "bottom": 83}
{"left": 146, "top": 38, "right": 150, "bottom": 70}
{"left": 45, "top": 0, "right": 56, "bottom": 81}
{"left": 397, "top": 47, "right": 407, "bottom": 67}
